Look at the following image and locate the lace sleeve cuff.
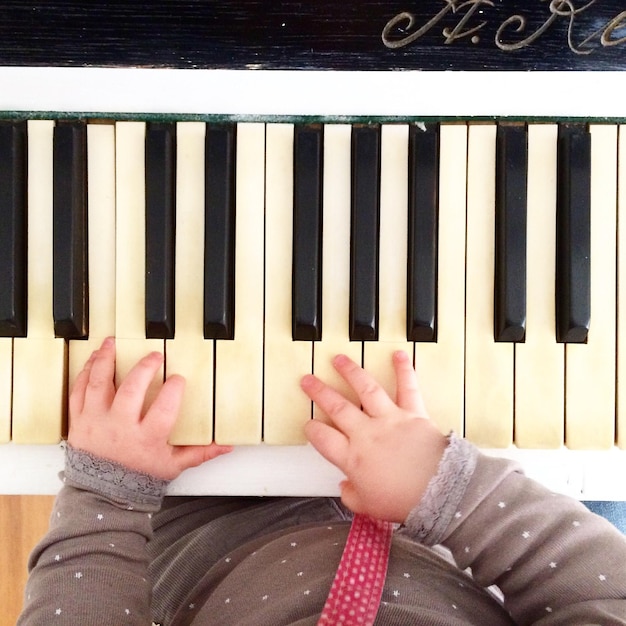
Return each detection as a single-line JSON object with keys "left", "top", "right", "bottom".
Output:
{"left": 62, "top": 443, "right": 169, "bottom": 510}
{"left": 401, "top": 432, "right": 478, "bottom": 546}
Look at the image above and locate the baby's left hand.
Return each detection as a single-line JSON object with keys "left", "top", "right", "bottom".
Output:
{"left": 68, "top": 337, "right": 232, "bottom": 480}
{"left": 301, "top": 351, "right": 447, "bottom": 524}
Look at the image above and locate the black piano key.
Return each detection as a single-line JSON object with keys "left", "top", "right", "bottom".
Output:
{"left": 494, "top": 123, "right": 528, "bottom": 343}
{"left": 204, "top": 123, "right": 236, "bottom": 340}
{"left": 53, "top": 120, "right": 88, "bottom": 339}
{"left": 350, "top": 125, "right": 381, "bottom": 342}
{"left": 145, "top": 122, "right": 176, "bottom": 339}
{"left": 0, "top": 121, "right": 27, "bottom": 338}
{"left": 292, "top": 124, "right": 323, "bottom": 341}
{"left": 407, "top": 123, "right": 438, "bottom": 342}
{"left": 556, "top": 123, "right": 591, "bottom": 344}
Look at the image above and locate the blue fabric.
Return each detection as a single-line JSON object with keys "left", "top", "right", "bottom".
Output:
{"left": 583, "top": 501, "right": 626, "bottom": 534}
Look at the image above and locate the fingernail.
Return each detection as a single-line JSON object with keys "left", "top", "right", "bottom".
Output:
{"left": 394, "top": 350, "right": 408, "bottom": 362}
{"left": 216, "top": 445, "right": 234, "bottom": 454}
{"left": 301, "top": 374, "right": 316, "bottom": 389}
{"left": 102, "top": 336, "right": 115, "bottom": 349}
{"left": 333, "top": 354, "right": 349, "bottom": 367}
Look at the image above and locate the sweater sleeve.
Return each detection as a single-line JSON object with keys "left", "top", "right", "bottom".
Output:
{"left": 17, "top": 444, "right": 169, "bottom": 626}
{"left": 403, "top": 434, "right": 626, "bottom": 625}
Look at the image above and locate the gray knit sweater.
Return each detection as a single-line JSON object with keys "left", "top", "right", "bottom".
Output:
{"left": 17, "top": 435, "right": 626, "bottom": 625}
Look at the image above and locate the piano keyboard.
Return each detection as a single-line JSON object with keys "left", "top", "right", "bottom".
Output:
{"left": 1, "top": 67, "right": 626, "bottom": 499}
{"left": 1, "top": 116, "right": 626, "bottom": 452}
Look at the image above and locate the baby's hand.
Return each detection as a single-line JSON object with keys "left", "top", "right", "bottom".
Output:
{"left": 301, "top": 351, "right": 447, "bottom": 524}
{"left": 68, "top": 337, "right": 232, "bottom": 480}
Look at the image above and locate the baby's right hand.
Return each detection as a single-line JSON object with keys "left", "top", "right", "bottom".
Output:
{"left": 301, "top": 351, "right": 448, "bottom": 524}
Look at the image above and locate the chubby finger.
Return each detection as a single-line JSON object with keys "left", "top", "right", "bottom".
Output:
{"left": 393, "top": 351, "right": 428, "bottom": 416}
{"left": 301, "top": 374, "right": 363, "bottom": 435}
{"left": 143, "top": 374, "right": 185, "bottom": 435}
{"left": 304, "top": 419, "right": 350, "bottom": 471}
{"left": 82, "top": 337, "right": 116, "bottom": 414}
{"left": 68, "top": 350, "right": 97, "bottom": 418}
{"left": 333, "top": 354, "right": 396, "bottom": 418}
{"left": 112, "top": 351, "right": 164, "bottom": 418}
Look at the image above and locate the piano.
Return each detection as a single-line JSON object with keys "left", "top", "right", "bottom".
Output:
{"left": 1, "top": 1, "right": 626, "bottom": 499}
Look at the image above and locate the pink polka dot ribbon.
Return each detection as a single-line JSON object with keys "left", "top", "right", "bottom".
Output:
{"left": 318, "top": 514, "right": 394, "bottom": 625}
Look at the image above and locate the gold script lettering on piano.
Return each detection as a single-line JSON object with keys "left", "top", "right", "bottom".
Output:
{"left": 381, "top": 1, "right": 626, "bottom": 54}
{"left": 381, "top": 2, "right": 492, "bottom": 49}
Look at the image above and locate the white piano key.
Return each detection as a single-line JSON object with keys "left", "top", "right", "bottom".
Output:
{"left": 313, "top": 124, "right": 361, "bottom": 417}
{"left": 213, "top": 123, "right": 265, "bottom": 445}
{"left": 363, "top": 123, "right": 413, "bottom": 399}
{"left": 619, "top": 125, "right": 626, "bottom": 451}
{"left": 465, "top": 123, "right": 514, "bottom": 448}
{"left": 115, "top": 121, "right": 147, "bottom": 341}
{"left": 68, "top": 124, "right": 117, "bottom": 395}
{"left": 264, "top": 124, "right": 312, "bottom": 444}
{"left": 515, "top": 124, "right": 565, "bottom": 449}
{"left": 0, "top": 339, "right": 10, "bottom": 442}
{"left": 13, "top": 120, "right": 65, "bottom": 444}
{"left": 566, "top": 124, "right": 617, "bottom": 450}
{"left": 166, "top": 122, "right": 215, "bottom": 445}
{"left": 19, "top": 123, "right": 54, "bottom": 337}
{"left": 414, "top": 124, "right": 466, "bottom": 437}
{"left": 114, "top": 121, "right": 163, "bottom": 412}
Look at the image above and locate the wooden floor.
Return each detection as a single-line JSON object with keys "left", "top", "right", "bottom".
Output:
{"left": 0, "top": 495, "right": 55, "bottom": 626}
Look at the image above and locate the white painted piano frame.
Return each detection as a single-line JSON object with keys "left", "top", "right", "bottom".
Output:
{"left": 1, "top": 67, "right": 625, "bottom": 120}
{"left": 1, "top": 67, "right": 625, "bottom": 499}
{"left": 2, "top": 443, "right": 626, "bottom": 500}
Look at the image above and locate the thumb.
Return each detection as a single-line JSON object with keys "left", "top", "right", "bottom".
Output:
{"left": 171, "top": 443, "right": 234, "bottom": 474}
{"left": 339, "top": 480, "right": 365, "bottom": 515}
